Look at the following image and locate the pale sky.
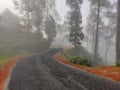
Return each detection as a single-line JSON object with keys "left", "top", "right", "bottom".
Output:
{"left": 0, "top": 0, "right": 15, "bottom": 13}
{"left": 55, "top": 0, "right": 90, "bottom": 25}
{"left": 0, "top": 0, "right": 90, "bottom": 25}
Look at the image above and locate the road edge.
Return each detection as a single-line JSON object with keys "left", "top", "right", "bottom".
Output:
{"left": 54, "top": 52, "right": 120, "bottom": 85}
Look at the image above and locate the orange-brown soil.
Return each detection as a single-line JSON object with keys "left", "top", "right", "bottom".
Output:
{"left": 0, "top": 56, "right": 26, "bottom": 90}
{"left": 55, "top": 53, "right": 120, "bottom": 82}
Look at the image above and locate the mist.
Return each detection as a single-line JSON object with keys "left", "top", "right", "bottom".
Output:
{"left": 0, "top": 0, "right": 118, "bottom": 66}
{"left": 1, "top": 0, "right": 120, "bottom": 89}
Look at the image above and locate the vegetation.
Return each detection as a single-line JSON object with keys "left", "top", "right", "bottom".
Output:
{"left": 66, "top": 0, "right": 84, "bottom": 48}
{"left": 13, "top": 0, "right": 58, "bottom": 52}
{"left": 61, "top": 52, "right": 91, "bottom": 66}
{"left": 0, "top": 0, "right": 119, "bottom": 67}
{"left": 68, "top": 55, "right": 91, "bottom": 66}
{"left": 61, "top": 47, "right": 91, "bottom": 66}
{"left": 85, "top": 0, "right": 115, "bottom": 66}
{"left": 0, "top": 9, "right": 28, "bottom": 56}
{"left": 116, "top": 0, "right": 120, "bottom": 66}
{"left": 0, "top": 57, "right": 14, "bottom": 67}
{"left": 116, "top": 61, "right": 120, "bottom": 67}
{"left": 0, "top": 10, "right": 26, "bottom": 67}
{"left": 61, "top": 46, "right": 104, "bottom": 66}
{"left": 0, "top": 0, "right": 58, "bottom": 66}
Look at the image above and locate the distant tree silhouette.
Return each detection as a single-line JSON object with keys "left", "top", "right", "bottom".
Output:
{"left": 66, "top": 0, "right": 84, "bottom": 48}
{"left": 116, "top": 0, "right": 120, "bottom": 65}
{"left": 45, "top": 15, "right": 56, "bottom": 48}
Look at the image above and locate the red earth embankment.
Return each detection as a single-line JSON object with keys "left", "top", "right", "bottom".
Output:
{"left": 0, "top": 56, "right": 25, "bottom": 90}
{"left": 55, "top": 53, "right": 120, "bottom": 82}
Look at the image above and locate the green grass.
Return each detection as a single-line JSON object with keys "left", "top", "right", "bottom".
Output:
{"left": 61, "top": 47, "right": 103, "bottom": 66}
{"left": 0, "top": 51, "right": 27, "bottom": 67}
{"left": 0, "top": 56, "right": 14, "bottom": 67}
{"left": 68, "top": 55, "right": 91, "bottom": 66}
{"left": 61, "top": 51, "right": 91, "bottom": 66}
{"left": 0, "top": 29, "right": 29, "bottom": 67}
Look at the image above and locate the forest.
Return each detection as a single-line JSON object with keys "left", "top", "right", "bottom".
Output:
{"left": 0, "top": 0, "right": 118, "bottom": 66}
{"left": 1, "top": 0, "right": 120, "bottom": 90}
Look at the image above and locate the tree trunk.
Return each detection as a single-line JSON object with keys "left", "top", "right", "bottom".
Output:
{"left": 92, "top": 25, "right": 96, "bottom": 55}
{"left": 26, "top": 11, "right": 30, "bottom": 51}
{"left": 36, "top": 26, "right": 40, "bottom": 51}
{"left": 93, "top": 0, "right": 101, "bottom": 66}
{"left": 104, "top": 39, "right": 111, "bottom": 65}
{"left": 116, "top": 0, "right": 120, "bottom": 64}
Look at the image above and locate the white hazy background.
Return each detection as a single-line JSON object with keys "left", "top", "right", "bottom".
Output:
{"left": 0, "top": 0, "right": 116, "bottom": 65}
{"left": 0, "top": 0, "right": 90, "bottom": 25}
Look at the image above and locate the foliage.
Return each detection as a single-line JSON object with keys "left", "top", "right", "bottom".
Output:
{"left": 72, "top": 56, "right": 90, "bottom": 66}
{"left": 1, "top": 9, "right": 21, "bottom": 30}
{"left": 62, "top": 53, "right": 91, "bottom": 66}
{"left": 116, "top": 61, "right": 120, "bottom": 67}
{"left": 116, "top": 0, "right": 120, "bottom": 64}
{"left": 13, "top": 0, "right": 58, "bottom": 52}
{"left": 0, "top": 57, "right": 13, "bottom": 67}
{"left": 45, "top": 15, "right": 56, "bottom": 42}
{"left": 66, "top": 0, "right": 83, "bottom": 8}
{"left": 66, "top": 0, "right": 84, "bottom": 48}
{"left": 61, "top": 46, "right": 103, "bottom": 66}
{"left": 85, "top": 0, "right": 116, "bottom": 66}
{"left": 61, "top": 47, "right": 91, "bottom": 66}
{"left": 0, "top": 9, "right": 28, "bottom": 56}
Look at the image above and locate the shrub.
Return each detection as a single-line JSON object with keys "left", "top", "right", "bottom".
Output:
{"left": 77, "top": 56, "right": 91, "bottom": 66}
{"left": 116, "top": 61, "right": 120, "bottom": 67}
{"left": 61, "top": 46, "right": 103, "bottom": 66}
{"left": 61, "top": 51, "right": 68, "bottom": 57}
{"left": 68, "top": 56, "right": 78, "bottom": 64}
{"left": 67, "top": 55, "right": 91, "bottom": 66}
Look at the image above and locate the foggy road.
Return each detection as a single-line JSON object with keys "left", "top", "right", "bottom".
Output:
{"left": 7, "top": 49, "right": 120, "bottom": 90}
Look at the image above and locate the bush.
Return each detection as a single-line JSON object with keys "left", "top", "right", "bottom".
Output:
{"left": 116, "top": 61, "right": 120, "bottom": 67}
{"left": 67, "top": 55, "right": 91, "bottom": 66}
{"left": 68, "top": 56, "right": 78, "bottom": 64}
{"left": 61, "top": 47, "right": 103, "bottom": 66}
{"left": 61, "top": 51, "right": 68, "bottom": 57}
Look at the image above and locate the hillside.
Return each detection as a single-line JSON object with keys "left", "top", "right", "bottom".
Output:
{"left": 0, "top": 9, "right": 28, "bottom": 56}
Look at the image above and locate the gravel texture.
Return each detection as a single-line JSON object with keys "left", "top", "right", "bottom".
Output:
{"left": 8, "top": 49, "right": 120, "bottom": 90}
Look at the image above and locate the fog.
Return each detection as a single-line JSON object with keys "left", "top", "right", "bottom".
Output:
{"left": 0, "top": 0, "right": 118, "bottom": 66}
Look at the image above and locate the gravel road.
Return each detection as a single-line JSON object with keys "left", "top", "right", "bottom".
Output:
{"left": 7, "top": 49, "right": 120, "bottom": 90}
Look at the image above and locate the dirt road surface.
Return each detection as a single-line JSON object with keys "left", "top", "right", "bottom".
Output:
{"left": 7, "top": 49, "right": 120, "bottom": 90}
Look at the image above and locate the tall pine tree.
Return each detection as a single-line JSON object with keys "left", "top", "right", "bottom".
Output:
{"left": 66, "top": 0, "right": 84, "bottom": 48}
{"left": 116, "top": 0, "right": 120, "bottom": 65}
{"left": 44, "top": 15, "right": 56, "bottom": 48}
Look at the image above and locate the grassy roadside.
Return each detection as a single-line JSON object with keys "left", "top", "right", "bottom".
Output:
{"left": 0, "top": 51, "right": 28, "bottom": 67}
{"left": 0, "top": 56, "right": 15, "bottom": 67}
{"left": 0, "top": 54, "right": 29, "bottom": 90}
{"left": 55, "top": 52, "right": 120, "bottom": 82}
{"left": 0, "top": 56, "right": 21, "bottom": 90}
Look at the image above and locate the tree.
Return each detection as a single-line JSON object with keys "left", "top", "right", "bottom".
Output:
{"left": 14, "top": 0, "right": 47, "bottom": 51}
{"left": 116, "top": 0, "right": 120, "bottom": 65}
{"left": 93, "top": 0, "right": 101, "bottom": 66}
{"left": 86, "top": 0, "right": 114, "bottom": 66}
{"left": 85, "top": 1, "right": 98, "bottom": 53}
{"left": 45, "top": 0, "right": 60, "bottom": 22}
{"left": 13, "top": 0, "right": 59, "bottom": 52}
{"left": 43, "top": 0, "right": 59, "bottom": 49}
{"left": 13, "top": 0, "right": 33, "bottom": 51}
{"left": 45, "top": 15, "right": 56, "bottom": 48}
{"left": 100, "top": 3, "right": 116, "bottom": 65}
{"left": 66, "top": 0, "right": 84, "bottom": 48}
{"left": 30, "top": 0, "right": 46, "bottom": 51}
{"left": 0, "top": 15, "right": 2, "bottom": 29}
{"left": 96, "top": 0, "right": 115, "bottom": 66}
{"left": 0, "top": 9, "right": 21, "bottom": 30}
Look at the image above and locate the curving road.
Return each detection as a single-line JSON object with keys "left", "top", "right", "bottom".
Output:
{"left": 7, "top": 49, "right": 120, "bottom": 90}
